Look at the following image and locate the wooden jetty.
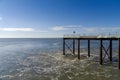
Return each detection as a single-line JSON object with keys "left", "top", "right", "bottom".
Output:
{"left": 63, "top": 35, "right": 120, "bottom": 69}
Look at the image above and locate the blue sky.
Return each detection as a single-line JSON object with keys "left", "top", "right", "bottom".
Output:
{"left": 0, "top": 0, "right": 120, "bottom": 38}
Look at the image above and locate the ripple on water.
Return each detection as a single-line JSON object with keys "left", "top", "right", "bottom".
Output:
{"left": 0, "top": 50, "right": 120, "bottom": 80}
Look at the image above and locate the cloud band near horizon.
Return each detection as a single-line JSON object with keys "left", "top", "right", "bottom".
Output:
{"left": 51, "top": 26, "right": 120, "bottom": 32}
{"left": 0, "top": 28, "right": 34, "bottom": 31}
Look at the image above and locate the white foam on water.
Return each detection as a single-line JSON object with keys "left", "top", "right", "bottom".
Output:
{"left": 0, "top": 75, "right": 14, "bottom": 78}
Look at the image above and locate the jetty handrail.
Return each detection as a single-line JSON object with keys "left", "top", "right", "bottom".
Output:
{"left": 63, "top": 34, "right": 120, "bottom": 38}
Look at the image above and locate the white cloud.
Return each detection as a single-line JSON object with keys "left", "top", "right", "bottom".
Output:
{"left": 37, "top": 30, "right": 48, "bottom": 32}
{"left": 0, "top": 17, "right": 2, "bottom": 21}
{"left": 82, "top": 27, "right": 120, "bottom": 32}
{"left": 51, "top": 25, "right": 82, "bottom": 31}
{"left": 64, "top": 25, "right": 82, "bottom": 28}
{"left": 51, "top": 26, "right": 65, "bottom": 31}
{"left": 0, "top": 28, "right": 34, "bottom": 31}
{"left": 82, "top": 27, "right": 96, "bottom": 32}
{"left": 52, "top": 25, "right": 120, "bottom": 34}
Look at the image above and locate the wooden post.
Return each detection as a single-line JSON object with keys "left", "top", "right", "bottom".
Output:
{"left": 88, "top": 40, "right": 90, "bottom": 57}
{"left": 100, "top": 39, "right": 103, "bottom": 65}
{"left": 73, "top": 39, "right": 75, "bottom": 54}
{"left": 118, "top": 39, "right": 120, "bottom": 69}
{"left": 63, "top": 38, "right": 65, "bottom": 55}
{"left": 110, "top": 39, "right": 112, "bottom": 61}
{"left": 78, "top": 39, "right": 80, "bottom": 59}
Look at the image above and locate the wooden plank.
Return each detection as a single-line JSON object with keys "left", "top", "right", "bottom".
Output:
{"left": 63, "top": 37, "right": 118, "bottom": 40}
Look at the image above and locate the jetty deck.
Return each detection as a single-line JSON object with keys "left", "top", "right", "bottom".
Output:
{"left": 63, "top": 35, "right": 120, "bottom": 69}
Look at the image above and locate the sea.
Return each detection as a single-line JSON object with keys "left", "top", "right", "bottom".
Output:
{"left": 0, "top": 38, "right": 120, "bottom": 80}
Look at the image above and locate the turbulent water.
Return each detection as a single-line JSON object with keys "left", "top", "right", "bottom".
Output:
{"left": 0, "top": 38, "right": 120, "bottom": 80}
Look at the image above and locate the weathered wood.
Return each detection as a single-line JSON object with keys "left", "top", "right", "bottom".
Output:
{"left": 78, "top": 39, "right": 80, "bottom": 59}
{"left": 63, "top": 36, "right": 120, "bottom": 69}
{"left": 118, "top": 39, "right": 120, "bottom": 69}
{"left": 88, "top": 40, "right": 90, "bottom": 57}
{"left": 73, "top": 39, "right": 75, "bottom": 54}
{"left": 110, "top": 40, "right": 112, "bottom": 61}
{"left": 63, "top": 37, "right": 118, "bottom": 40}
{"left": 63, "top": 38, "right": 65, "bottom": 55}
{"left": 100, "top": 39, "right": 103, "bottom": 65}
{"left": 102, "top": 44, "right": 110, "bottom": 61}
{"left": 65, "top": 43, "right": 73, "bottom": 53}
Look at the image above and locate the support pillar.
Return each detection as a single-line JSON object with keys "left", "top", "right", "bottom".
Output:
{"left": 110, "top": 40, "right": 112, "bottom": 61}
{"left": 78, "top": 39, "right": 80, "bottom": 59}
{"left": 88, "top": 40, "right": 90, "bottom": 57}
{"left": 63, "top": 38, "right": 65, "bottom": 55}
{"left": 100, "top": 39, "right": 103, "bottom": 65}
{"left": 73, "top": 39, "right": 75, "bottom": 54}
{"left": 118, "top": 39, "right": 120, "bottom": 69}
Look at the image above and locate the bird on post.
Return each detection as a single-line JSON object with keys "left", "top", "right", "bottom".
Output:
{"left": 73, "top": 31, "right": 76, "bottom": 34}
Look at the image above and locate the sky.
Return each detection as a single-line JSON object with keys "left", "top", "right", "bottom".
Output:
{"left": 0, "top": 0, "right": 120, "bottom": 38}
